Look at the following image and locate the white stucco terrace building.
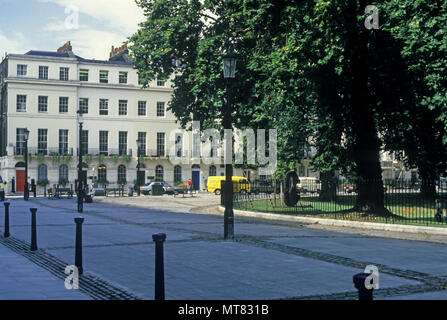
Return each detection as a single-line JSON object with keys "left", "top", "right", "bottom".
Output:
{"left": 0, "top": 42, "right": 245, "bottom": 194}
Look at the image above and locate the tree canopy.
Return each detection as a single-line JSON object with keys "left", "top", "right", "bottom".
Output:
{"left": 129, "top": 0, "right": 447, "bottom": 209}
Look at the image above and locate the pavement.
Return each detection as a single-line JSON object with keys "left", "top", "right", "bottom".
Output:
{"left": 0, "top": 243, "right": 89, "bottom": 299}
{"left": 0, "top": 193, "right": 446, "bottom": 300}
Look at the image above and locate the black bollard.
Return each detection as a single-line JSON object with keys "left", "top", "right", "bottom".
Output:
{"left": 4, "top": 201, "right": 10, "bottom": 238}
{"left": 353, "top": 273, "right": 374, "bottom": 300}
{"left": 31, "top": 179, "right": 36, "bottom": 198}
{"left": 152, "top": 233, "right": 166, "bottom": 300}
{"left": 74, "top": 217, "right": 84, "bottom": 275}
{"left": 30, "top": 208, "right": 38, "bottom": 251}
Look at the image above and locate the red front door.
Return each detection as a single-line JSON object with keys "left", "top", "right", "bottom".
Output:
{"left": 16, "top": 169, "right": 25, "bottom": 192}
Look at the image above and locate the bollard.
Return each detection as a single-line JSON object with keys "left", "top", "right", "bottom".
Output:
{"left": 74, "top": 217, "right": 84, "bottom": 275}
{"left": 30, "top": 208, "right": 38, "bottom": 251}
{"left": 4, "top": 201, "right": 10, "bottom": 238}
{"left": 31, "top": 179, "right": 36, "bottom": 198}
{"left": 152, "top": 233, "right": 166, "bottom": 300}
{"left": 353, "top": 273, "right": 374, "bottom": 300}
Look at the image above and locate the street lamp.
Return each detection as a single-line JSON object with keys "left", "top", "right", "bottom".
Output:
{"left": 136, "top": 139, "right": 142, "bottom": 196}
{"left": 77, "top": 109, "right": 84, "bottom": 213}
{"left": 24, "top": 129, "right": 30, "bottom": 201}
{"left": 222, "top": 48, "right": 237, "bottom": 240}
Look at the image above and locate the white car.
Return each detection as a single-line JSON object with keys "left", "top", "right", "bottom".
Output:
{"left": 296, "top": 177, "right": 321, "bottom": 193}
{"left": 140, "top": 182, "right": 164, "bottom": 195}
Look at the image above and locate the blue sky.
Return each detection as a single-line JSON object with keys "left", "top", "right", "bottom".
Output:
{"left": 0, "top": 0, "right": 144, "bottom": 60}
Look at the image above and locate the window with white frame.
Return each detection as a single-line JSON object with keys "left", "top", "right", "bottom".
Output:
{"left": 157, "top": 78, "right": 165, "bottom": 86}
{"left": 79, "top": 69, "right": 89, "bottom": 81}
{"left": 138, "top": 101, "right": 146, "bottom": 116}
{"left": 99, "top": 70, "right": 108, "bottom": 83}
{"left": 99, "top": 99, "right": 108, "bottom": 115}
{"left": 119, "top": 131, "right": 127, "bottom": 156}
{"left": 16, "top": 95, "right": 26, "bottom": 112}
{"left": 39, "top": 66, "right": 48, "bottom": 80}
{"left": 156, "top": 101, "right": 165, "bottom": 117}
{"left": 38, "top": 96, "right": 48, "bottom": 112}
{"left": 137, "top": 132, "right": 146, "bottom": 156}
{"left": 37, "top": 129, "right": 48, "bottom": 155}
{"left": 119, "top": 100, "right": 127, "bottom": 115}
{"left": 157, "top": 132, "right": 165, "bottom": 157}
{"left": 119, "top": 72, "right": 128, "bottom": 84}
{"left": 59, "top": 67, "right": 69, "bottom": 81}
{"left": 59, "top": 129, "right": 69, "bottom": 155}
{"left": 17, "top": 64, "right": 27, "bottom": 76}
{"left": 79, "top": 98, "right": 88, "bottom": 114}
{"left": 81, "top": 130, "right": 88, "bottom": 155}
{"left": 16, "top": 128, "right": 27, "bottom": 155}
{"left": 59, "top": 97, "right": 69, "bottom": 113}
{"left": 99, "top": 131, "right": 108, "bottom": 155}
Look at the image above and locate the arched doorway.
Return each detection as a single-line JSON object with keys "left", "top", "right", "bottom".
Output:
{"left": 98, "top": 164, "right": 107, "bottom": 186}
{"left": 136, "top": 163, "right": 146, "bottom": 186}
{"left": 191, "top": 164, "right": 200, "bottom": 190}
{"left": 15, "top": 162, "right": 26, "bottom": 192}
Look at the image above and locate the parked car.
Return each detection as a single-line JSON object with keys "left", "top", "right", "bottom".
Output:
{"left": 161, "top": 182, "right": 186, "bottom": 195}
{"left": 344, "top": 184, "right": 357, "bottom": 193}
{"left": 296, "top": 177, "right": 321, "bottom": 194}
{"left": 140, "top": 181, "right": 164, "bottom": 195}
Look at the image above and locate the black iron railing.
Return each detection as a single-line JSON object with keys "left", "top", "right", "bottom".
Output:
{"left": 233, "top": 178, "right": 447, "bottom": 228}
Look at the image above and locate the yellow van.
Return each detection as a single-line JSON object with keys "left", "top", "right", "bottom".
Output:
{"left": 207, "top": 176, "right": 251, "bottom": 195}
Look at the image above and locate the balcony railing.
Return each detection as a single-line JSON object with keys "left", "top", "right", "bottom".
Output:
{"left": 14, "top": 147, "right": 74, "bottom": 156}
{"left": 77, "top": 148, "right": 133, "bottom": 157}
{"left": 13, "top": 147, "right": 136, "bottom": 157}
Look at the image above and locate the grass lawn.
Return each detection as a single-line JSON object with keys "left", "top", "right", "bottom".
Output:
{"left": 234, "top": 193, "right": 447, "bottom": 228}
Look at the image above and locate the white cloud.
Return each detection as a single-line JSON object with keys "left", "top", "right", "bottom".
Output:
{"left": 65, "top": 28, "right": 128, "bottom": 60}
{"left": 0, "top": 32, "right": 30, "bottom": 57}
{"left": 42, "top": 16, "right": 68, "bottom": 32}
{"left": 37, "top": 0, "right": 145, "bottom": 35}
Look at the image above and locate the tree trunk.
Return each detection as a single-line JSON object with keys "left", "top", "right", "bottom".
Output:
{"left": 346, "top": 0, "right": 389, "bottom": 216}
{"left": 319, "top": 171, "right": 337, "bottom": 201}
{"left": 418, "top": 166, "right": 437, "bottom": 199}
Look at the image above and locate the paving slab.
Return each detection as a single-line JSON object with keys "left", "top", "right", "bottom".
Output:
{"left": 0, "top": 196, "right": 446, "bottom": 300}
{"left": 265, "top": 237, "right": 447, "bottom": 276}
{"left": 0, "top": 244, "right": 89, "bottom": 300}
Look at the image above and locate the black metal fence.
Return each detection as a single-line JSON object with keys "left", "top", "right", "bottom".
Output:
{"left": 233, "top": 178, "right": 447, "bottom": 227}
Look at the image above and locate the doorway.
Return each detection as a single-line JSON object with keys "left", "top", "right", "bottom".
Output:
{"left": 192, "top": 171, "right": 200, "bottom": 190}
{"left": 15, "top": 162, "right": 26, "bottom": 192}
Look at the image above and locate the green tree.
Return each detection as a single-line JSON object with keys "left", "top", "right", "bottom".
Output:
{"left": 129, "top": 0, "right": 311, "bottom": 178}
{"left": 380, "top": 0, "right": 447, "bottom": 198}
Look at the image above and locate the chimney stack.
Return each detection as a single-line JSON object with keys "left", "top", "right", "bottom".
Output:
{"left": 57, "top": 41, "right": 72, "bottom": 53}
{"left": 109, "top": 43, "right": 128, "bottom": 59}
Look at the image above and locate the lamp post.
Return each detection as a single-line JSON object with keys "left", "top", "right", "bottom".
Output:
{"left": 222, "top": 48, "right": 237, "bottom": 240}
{"left": 77, "top": 109, "right": 84, "bottom": 213}
{"left": 136, "top": 139, "right": 142, "bottom": 196}
{"left": 24, "top": 129, "right": 30, "bottom": 201}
